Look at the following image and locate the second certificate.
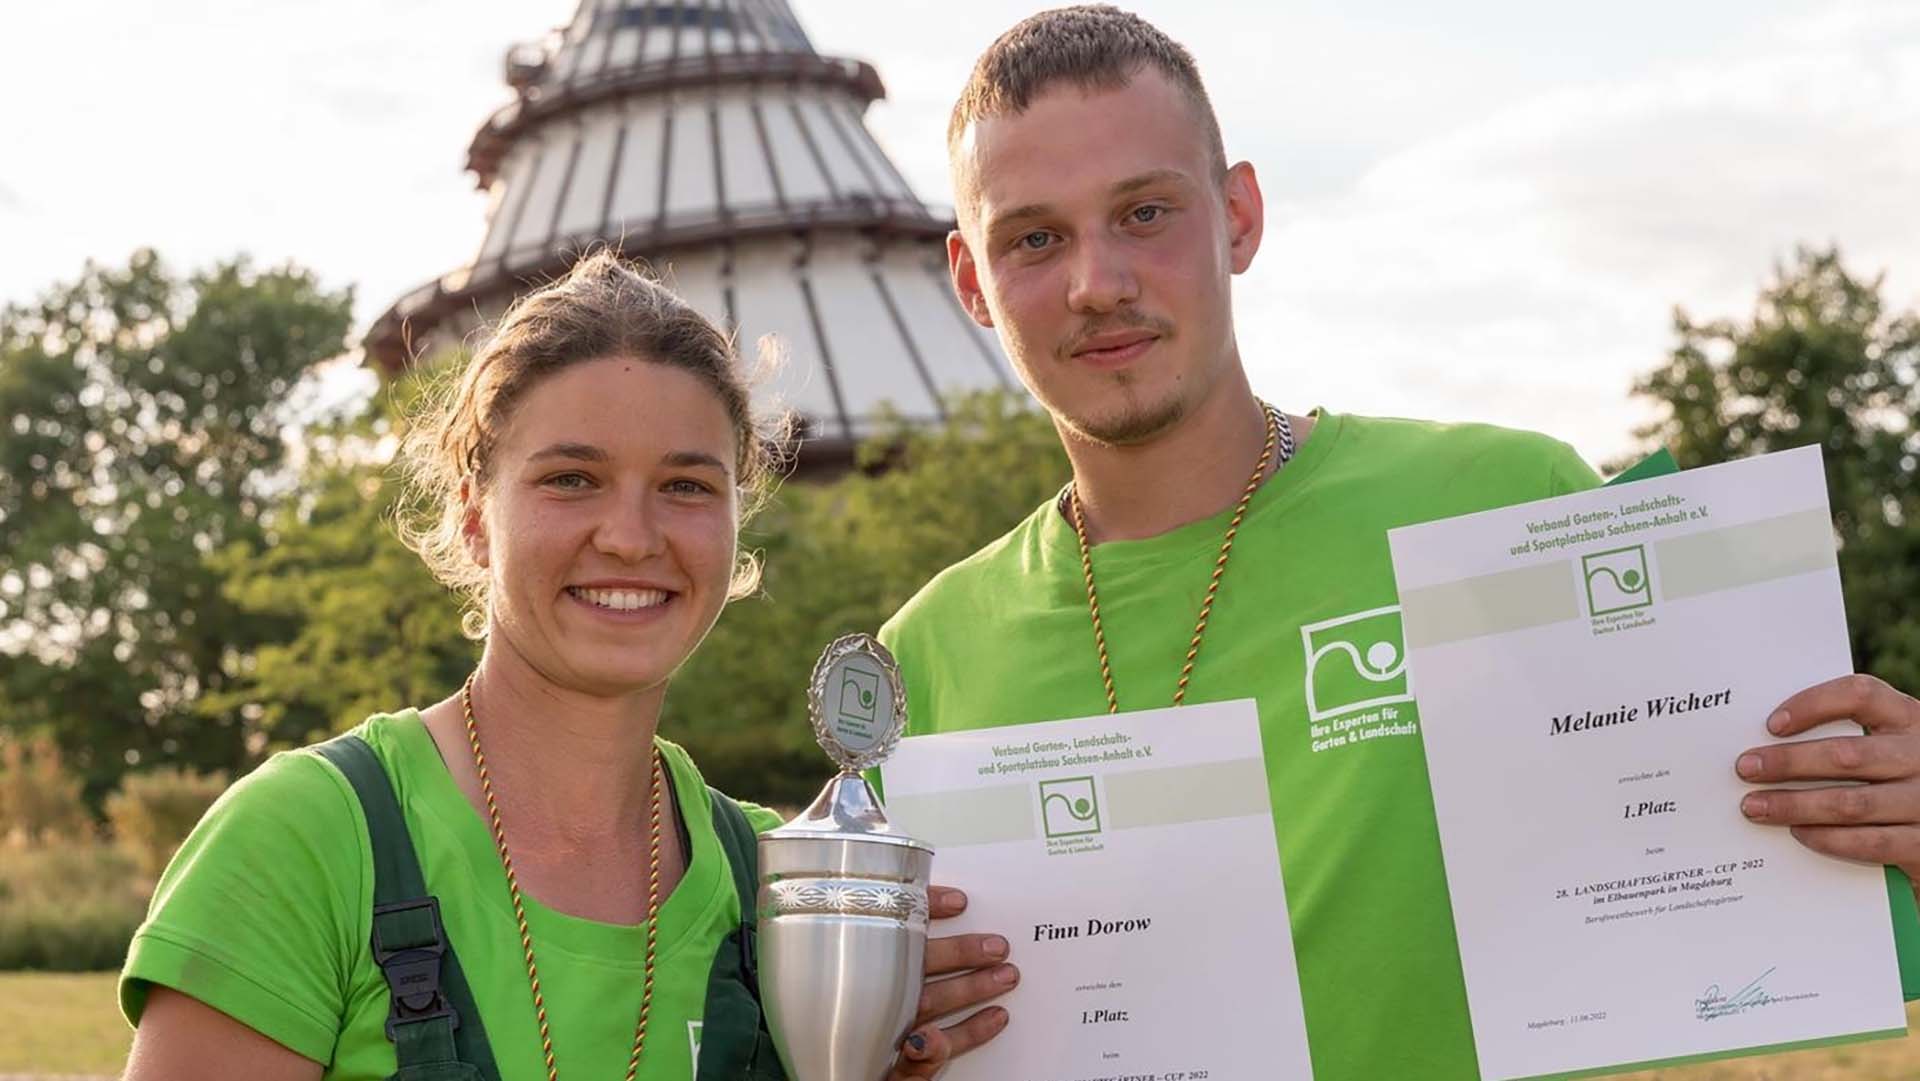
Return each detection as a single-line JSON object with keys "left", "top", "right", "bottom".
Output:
{"left": 880, "top": 699, "right": 1314, "bottom": 1081}
{"left": 1387, "top": 446, "right": 1904, "bottom": 1081}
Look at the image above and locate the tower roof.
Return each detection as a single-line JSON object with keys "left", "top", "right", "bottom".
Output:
{"left": 468, "top": 0, "right": 885, "bottom": 192}
{"left": 366, "top": 0, "right": 1010, "bottom": 467}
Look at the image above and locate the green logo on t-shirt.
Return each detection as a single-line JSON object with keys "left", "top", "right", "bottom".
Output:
{"left": 1583, "top": 545, "right": 1654, "bottom": 616}
{"left": 1301, "top": 605, "right": 1413, "bottom": 723}
{"left": 1039, "top": 776, "right": 1102, "bottom": 838}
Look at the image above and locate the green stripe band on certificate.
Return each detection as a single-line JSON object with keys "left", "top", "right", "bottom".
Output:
{"left": 1105, "top": 758, "right": 1269, "bottom": 829}
{"left": 1400, "top": 509, "right": 1837, "bottom": 647}
{"left": 887, "top": 757, "right": 1271, "bottom": 847}
{"left": 1402, "top": 562, "right": 1578, "bottom": 649}
{"left": 1654, "top": 508, "right": 1835, "bottom": 601}
{"left": 886, "top": 784, "right": 1036, "bottom": 847}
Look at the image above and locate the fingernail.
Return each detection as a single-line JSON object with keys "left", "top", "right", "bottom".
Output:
{"left": 1742, "top": 794, "right": 1768, "bottom": 819}
{"left": 1736, "top": 753, "right": 1762, "bottom": 779}
{"left": 1768, "top": 709, "right": 1790, "bottom": 735}
{"left": 905, "top": 1032, "right": 928, "bottom": 1058}
{"left": 984, "top": 935, "right": 1009, "bottom": 959}
{"left": 943, "top": 890, "right": 968, "bottom": 913}
{"left": 994, "top": 964, "right": 1019, "bottom": 986}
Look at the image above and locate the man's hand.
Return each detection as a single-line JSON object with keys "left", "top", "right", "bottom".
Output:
{"left": 887, "top": 885, "right": 1015, "bottom": 1079}
{"left": 1735, "top": 674, "right": 1920, "bottom": 878}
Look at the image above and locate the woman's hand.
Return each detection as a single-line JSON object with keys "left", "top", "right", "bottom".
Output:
{"left": 886, "top": 885, "right": 1015, "bottom": 1079}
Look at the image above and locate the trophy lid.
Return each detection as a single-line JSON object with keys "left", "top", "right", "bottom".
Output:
{"left": 765, "top": 634, "right": 927, "bottom": 851}
{"left": 767, "top": 772, "right": 930, "bottom": 850}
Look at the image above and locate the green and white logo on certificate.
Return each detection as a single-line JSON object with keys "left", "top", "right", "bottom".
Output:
{"left": 1582, "top": 544, "right": 1654, "bottom": 616}
{"left": 1038, "top": 776, "right": 1102, "bottom": 838}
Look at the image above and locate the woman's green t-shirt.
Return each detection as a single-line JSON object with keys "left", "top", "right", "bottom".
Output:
{"left": 120, "top": 711, "right": 783, "bottom": 1081}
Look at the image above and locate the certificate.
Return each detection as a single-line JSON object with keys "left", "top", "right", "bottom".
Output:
{"left": 880, "top": 699, "right": 1315, "bottom": 1080}
{"left": 1387, "top": 446, "right": 1906, "bottom": 1080}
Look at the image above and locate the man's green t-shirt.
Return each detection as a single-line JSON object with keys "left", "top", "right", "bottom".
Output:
{"left": 120, "top": 711, "right": 783, "bottom": 1081}
{"left": 880, "top": 412, "right": 1603, "bottom": 1080}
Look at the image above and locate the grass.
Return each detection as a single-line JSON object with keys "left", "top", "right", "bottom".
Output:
{"left": 0, "top": 972, "right": 130, "bottom": 1075}
{"left": 3, "top": 973, "right": 1920, "bottom": 1078}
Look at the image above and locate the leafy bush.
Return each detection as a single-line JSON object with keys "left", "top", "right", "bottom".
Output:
{"left": 105, "top": 767, "right": 228, "bottom": 877}
{"left": 0, "top": 842, "right": 146, "bottom": 971}
{"left": 0, "top": 735, "right": 91, "bottom": 845}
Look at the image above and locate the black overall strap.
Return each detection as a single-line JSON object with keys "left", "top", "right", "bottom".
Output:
{"left": 697, "top": 788, "right": 786, "bottom": 1081}
{"left": 313, "top": 734, "right": 501, "bottom": 1081}
{"left": 707, "top": 789, "right": 762, "bottom": 947}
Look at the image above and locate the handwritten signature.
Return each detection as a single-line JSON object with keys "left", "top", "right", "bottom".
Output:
{"left": 1695, "top": 967, "right": 1777, "bottom": 1021}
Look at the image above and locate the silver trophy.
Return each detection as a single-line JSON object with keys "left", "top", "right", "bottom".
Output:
{"left": 759, "top": 634, "right": 933, "bottom": 1081}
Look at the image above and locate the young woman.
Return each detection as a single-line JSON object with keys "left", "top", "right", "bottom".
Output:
{"left": 119, "top": 252, "right": 1015, "bottom": 1081}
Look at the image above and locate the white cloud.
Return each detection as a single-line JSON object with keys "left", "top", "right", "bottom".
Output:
{"left": 1239, "top": 3, "right": 1920, "bottom": 465}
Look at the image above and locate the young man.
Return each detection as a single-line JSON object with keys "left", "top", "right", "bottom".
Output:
{"left": 879, "top": 6, "right": 1920, "bottom": 1078}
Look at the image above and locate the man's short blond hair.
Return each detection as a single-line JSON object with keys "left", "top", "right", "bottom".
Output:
{"left": 947, "top": 5, "right": 1228, "bottom": 181}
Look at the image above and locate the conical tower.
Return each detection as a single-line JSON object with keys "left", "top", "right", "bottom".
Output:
{"left": 367, "top": 0, "right": 1011, "bottom": 467}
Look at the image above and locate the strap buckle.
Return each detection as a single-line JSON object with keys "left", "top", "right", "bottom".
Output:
{"left": 372, "top": 897, "right": 461, "bottom": 1039}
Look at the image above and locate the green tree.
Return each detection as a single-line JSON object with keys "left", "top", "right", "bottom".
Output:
{"left": 1629, "top": 245, "right": 1919, "bottom": 689}
{"left": 206, "top": 396, "right": 475, "bottom": 750}
{"left": 0, "top": 250, "right": 354, "bottom": 797}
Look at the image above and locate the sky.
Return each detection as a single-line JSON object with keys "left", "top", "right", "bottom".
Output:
{"left": 2, "top": 0, "right": 1916, "bottom": 464}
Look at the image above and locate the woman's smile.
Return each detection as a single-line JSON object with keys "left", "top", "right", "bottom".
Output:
{"left": 564, "top": 583, "right": 678, "bottom": 619}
